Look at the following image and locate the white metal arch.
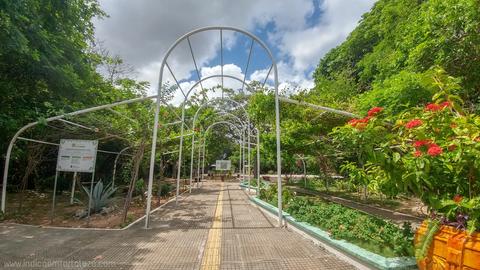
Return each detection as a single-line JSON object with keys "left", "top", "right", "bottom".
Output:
{"left": 172, "top": 76, "right": 254, "bottom": 205}
{"left": 198, "top": 120, "right": 245, "bottom": 186}
{"left": 188, "top": 97, "right": 251, "bottom": 191}
{"left": 146, "top": 26, "right": 281, "bottom": 228}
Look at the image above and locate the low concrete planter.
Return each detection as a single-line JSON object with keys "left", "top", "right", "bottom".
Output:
{"left": 250, "top": 196, "right": 417, "bottom": 270}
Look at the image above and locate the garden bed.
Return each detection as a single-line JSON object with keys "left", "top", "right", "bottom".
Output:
{"left": 255, "top": 184, "right": 418, "bottom": 269}
{"left": 1, "top": 183, "right": 181, "bottom": 229}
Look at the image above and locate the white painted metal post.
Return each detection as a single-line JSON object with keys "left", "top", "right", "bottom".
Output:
{"left": 189, "top": 133, "right": 195, "bottom": 193}
{"left": 50, "top": 171, "right": 59, "bottom": 223}
{"left": 175, "top": 107, "right": 186, "bottom": 204}
{"left": 145, "top": 95, "right": 162, "bottom": 228}
{"left": 256, "top": 131, "right": 260, "bottom": 189}
{"left": 274, "top": 67, "right": 283, "bottom": 228}
{"left": 196, "top": 140, "right": 202, "bottom": 188}
{"left": 238, "top": 138, "right": 242, "bottom": 178}
{"left": 247, "top": 122, "right": 251, "bottom": 194}
{"left": 86, "top": 171, "right": 95, "bottom": 226}
{"left": 201, "top": 138, "right": 206, "bottom": 185}
{"left": 70, "top": 172, "right": 77, "bottom": 205}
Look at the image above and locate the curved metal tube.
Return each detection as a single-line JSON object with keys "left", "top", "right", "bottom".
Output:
{"left": 146, "top": 26, "right": 281, "bottom": 228}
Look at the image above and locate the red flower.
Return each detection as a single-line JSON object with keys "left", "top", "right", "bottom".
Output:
{"left": 367, "top": 107, "right": 383, "bottom": 117}
{"left": 441, "top": 101, "right": 451, "bottom": 108}
{"left": 405, "top": 119, "right": 423, "bottom": 129}
{"left": 453, "top": 194, "right": 463, "bottom": 204}
{"left": 427, "top": 144, "right": 443, "bottom": 156}
{"left": 348, "top": 119, "right": 359, "bottom": 127}
{"left": 425, "top": 103, "right": 443, "bottom": 112}
{"left": 413, "top": 140, "right": 431, "bottom": 149}
{"left": 413, "top": 150, "right": 423, "bottom": 157}
{"left": 348, "top": 117, "right": 370, "bottom": 129}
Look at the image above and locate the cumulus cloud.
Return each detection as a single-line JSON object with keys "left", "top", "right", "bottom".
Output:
{"left": 94, "top": 0, "right": 376, "bottom": 96}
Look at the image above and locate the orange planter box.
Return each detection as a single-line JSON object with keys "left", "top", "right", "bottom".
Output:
{"left": 415, "top": 221, "right": 480, "bottom": 270}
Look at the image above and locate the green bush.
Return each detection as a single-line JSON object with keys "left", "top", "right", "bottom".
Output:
{"left": 158, "top": 183, "right": 173, "bottom": 197}
{"left": 355, "top": 70, "right": 436, "bottom": 115}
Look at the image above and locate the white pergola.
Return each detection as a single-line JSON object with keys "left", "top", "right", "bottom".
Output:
{"left": 1, "top": 26, "right": 360, "bottom": 229}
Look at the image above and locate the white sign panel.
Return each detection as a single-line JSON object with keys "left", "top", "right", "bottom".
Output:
{"left": 215, "top": 160, "right": 231, "bottom": 171}
{"left": 57, "top": 139, "right": 98, "bottom": 172}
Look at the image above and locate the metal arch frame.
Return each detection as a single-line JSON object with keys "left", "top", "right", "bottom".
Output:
{"left": 0, "top": 94, "right": 165, "bottom": 213}
{"left": 112, "top": 146, "right": 133, "bottom": 188}
{"left": 202, "top": 120, "right": 244, "bottom": 171}
{"left": 188, "top": 97, "right": 255, "bottom": 193}
{"left": 191, "top": 110, "right": 249, "bottom": 187}
{"left": 170, "top": 75, "right": 254, "bottom": 207}
{"left": 214, "top": 111, "right": 261, "bottom": 190}
{"left": 190, "top": 111, "right": 247, "bottom": 190}
{"left": 198, "top": 120, "right": 245, "bottom": 188}
{"left": 146, "top": 26, "right": 281, "bottom": 228}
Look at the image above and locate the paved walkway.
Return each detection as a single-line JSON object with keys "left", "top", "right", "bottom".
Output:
{"left": 0, "top": 182, "right": 356, "bottom": 269}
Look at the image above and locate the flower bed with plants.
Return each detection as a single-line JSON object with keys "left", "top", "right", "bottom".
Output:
{"left": 259, "top": 184, "right": 414, "bottom": 258}
{"left": 330, "top": 69, "right": 480, "bottom": 268}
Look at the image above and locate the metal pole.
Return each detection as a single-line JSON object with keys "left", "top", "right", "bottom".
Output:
{"left": 274, "top": 65, "right": 283, "bottom": 228}
{"left": 196, "top": 140, "right": 202, "bottom": 188}
{"left": 70, "top": 172, "right": 77, "bottom": 205}
{"left": 256, "top": 131, "right": 260, "bottom": 190}
{"left": 50, "top": 171, "right": 59, "bottom": 223}
{"left": 87, "top": 171, "right": 95, "bottom": 226}
{"left": 145, "top": 95, "right": 162, "bottom": 229}
{"left": 302, "top": 157, "right": 307, "bottom": 188}
{"left": 238, "top": 138, "right": 242, "bottom": 179}
{"left": 241, "top": 132, "right": 245, "bottom": 184}
{"left": 175, "top": 106, "right": 186, "bottom": 204}
{"left": 112, "top": 146, "right": 131, "bottom": 188}
{"left": 189, "top": 133, "right": 195, "bottom": 193}
{"left": 201, "top": 139, "right": 206, "bottom": 185}
{"left": 247, "top": 122, "right": 251, "bottom": 193}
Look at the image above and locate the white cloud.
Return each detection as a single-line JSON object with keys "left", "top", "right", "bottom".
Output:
{"left": 277, "top": 0, "right": 376, "bottom": 72}
{"left": 94, "top": 0, "right": 376, "bottom": 97}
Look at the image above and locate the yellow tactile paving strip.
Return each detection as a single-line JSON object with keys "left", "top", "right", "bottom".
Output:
{"left": 200, "top": 182, "right": 224, "bottom": 270}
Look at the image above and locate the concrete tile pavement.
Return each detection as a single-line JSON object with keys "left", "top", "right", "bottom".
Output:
{"left": 0, "top": 182, "right": 358, "bottom": 269}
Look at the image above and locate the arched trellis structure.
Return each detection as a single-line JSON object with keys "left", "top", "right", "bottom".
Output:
{"left": 189, "top": 111, "right": 250, "bottom": 190}
{"left": 201, "top": 120, "right": 245, "bottom": 181}
{"left": 188, "top": 96, "right": 257, "bottom": 193}
{"left": 171, "top": 75, "right": 256, "bottom": 206}
{"left": 145, "top": 26, "right": 282, "bottom": 228}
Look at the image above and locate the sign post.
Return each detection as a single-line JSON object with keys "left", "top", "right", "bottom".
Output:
{"left": 51, "top": 139, "right": 98, "bottom": 224}
{"left": 215, "top": 160, "right": 231, "bottom": 171}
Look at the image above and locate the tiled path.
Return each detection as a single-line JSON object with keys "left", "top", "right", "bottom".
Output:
{"left": 0, "top": 182, "right": 357, "bottom": 269}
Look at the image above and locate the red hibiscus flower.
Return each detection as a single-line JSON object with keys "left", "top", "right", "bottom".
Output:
{"left": 427, "top": 144, "right": 443, "bottom": 156}
{"left": 367, "top": 107, "right": 383, "bottom": 117}
{"left": 413, "top": 150, "right": 422, "bottom": 157}
{"left": 453, "top": 194, "right": 463, "bottom": 204}
{"left": 405, "top": 119, "right": 423, "bottom": 129}
{"left": 425, "top": 103, "right": 443, "bottom": 112}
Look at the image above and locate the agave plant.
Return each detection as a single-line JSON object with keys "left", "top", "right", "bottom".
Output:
{"left": 82, "top": 180, "right": 117, "bottom": 213}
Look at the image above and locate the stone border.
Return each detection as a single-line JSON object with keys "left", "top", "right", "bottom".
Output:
{"left": 250, "top": 196, "right": 417, "bottom": 270}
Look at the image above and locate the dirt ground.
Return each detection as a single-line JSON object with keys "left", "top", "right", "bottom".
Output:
{"left": 2, "top": 188, "right": 181, "bottom": 229}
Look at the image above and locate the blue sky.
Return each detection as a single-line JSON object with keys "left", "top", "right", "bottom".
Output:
{"left": 94, "top": 0, "right": 377, "bottom": 101}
